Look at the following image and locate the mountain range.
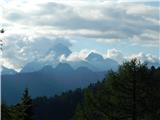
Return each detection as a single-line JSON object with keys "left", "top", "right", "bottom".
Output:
{"left": 20, "top": 52, "right": 119, "bottom": 73}
{"left": 2, "top": 63, "right": 106, "bottom": 105}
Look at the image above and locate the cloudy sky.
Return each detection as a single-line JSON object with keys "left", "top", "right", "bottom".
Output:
{"left": 0, "top": 0, "right": 159, "bottom": 70}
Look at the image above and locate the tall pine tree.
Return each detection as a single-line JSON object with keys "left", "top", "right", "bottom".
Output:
{"left": 20, "top": 88, "right": 33, "bottom": 120}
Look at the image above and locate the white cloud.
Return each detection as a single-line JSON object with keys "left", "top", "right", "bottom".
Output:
{"left": 2, "top": 35, "right": 72, "bottom": 70}
{"left": 106, "top": 48, "right": 124, "bottom": 63}
{"left": 66, "top": 49, "right": 96, "bottom": 61}
{"left": 128, "top": 52, "right": 160, "bottom": 63}
{"left": 125, "top": 3, "right": 158, "bottom": 15}
{"left": 0, "top": 57, "right": 21, "bottom": 71}
{"left": 106, "top": 49, "right": 160, "bottom": 65}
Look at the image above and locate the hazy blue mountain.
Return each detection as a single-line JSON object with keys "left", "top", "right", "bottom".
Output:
{"left": 20, "top": 61, "right": 44, "bottom": 73}
{"left": 85, "top": 52, "right": 119, "bottom": 71}
{"left": 68, "top": 60, "right": 97, "bottom": 71}
{"left": 86, "top": 52, "right": 104, "bottom": 62}
{"left": 1, "top": 66, "right": 17, "bottom": 75}
{"left": 103, "top": 58, "right": 119, "bottom": 71}
{"left": 20, "top": 55, "right": 119, "bottom": 73}
{"left": 55, "top": 63, "right": 74, "bottom": 72}
{"left": 2, "top": 63, "right": 105, "bottom": 105}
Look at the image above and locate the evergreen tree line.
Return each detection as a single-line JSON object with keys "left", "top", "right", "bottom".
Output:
{"left": 73, "top": 59, "right": 160, "bottom": 120}
{"left": 2, "top": 88, "right": 33, "bottom": 120}
{"left": 2, "top": 59, "right": 160, "bottom": 120}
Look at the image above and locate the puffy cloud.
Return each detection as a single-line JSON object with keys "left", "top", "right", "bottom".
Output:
{"left": 106, "top": 49, "right": 160, "bottom": 65}
{"left": 65, "top": 49, "right": 96, "bottom": 61}
{"left": 2, "top": 35, "right": 72, "bottom": 70}
{"left": 106, "top": 48, "right": 124, "bottom": 63}
{"left": 0, "top": 57, "right": 19, "bottom": 71}
{"left": 129, "top": 52, "right": 160, "bottom": 63}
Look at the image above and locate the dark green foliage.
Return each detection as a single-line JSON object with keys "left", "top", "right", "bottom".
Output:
{"left": 74, "top": 59, "right": 160, "bottom": 120}
{"left": 33, "top": 88, "right": 84, "bottom": 120}
{"left": 1, "top": 88, "right": 33, "bottom": 120}
{"left": 20, "top": 88, "right": 33, "bottom": 120}
{"left": 1, "top": 104, "right": 11, "bottom": 120}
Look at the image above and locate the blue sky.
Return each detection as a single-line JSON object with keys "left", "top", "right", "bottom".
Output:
{"left": 0, "top": 0, "right": 159, "bottom": 70}
{"left": 71, "top": 36, "right": 159, "bottom": 56}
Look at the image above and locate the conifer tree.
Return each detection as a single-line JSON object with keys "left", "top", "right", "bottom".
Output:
{"left": 74, "top": 59, "right": 160, "bottom": 120}
{"left": 20, "top": 88, "right": 33, "bottom": 120}
{"left": 1, "top": 103, "right": 11, "bottom": 120}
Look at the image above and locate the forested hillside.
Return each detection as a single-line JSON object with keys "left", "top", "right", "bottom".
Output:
{"left": 2, "top": 59, "right": 160, "bottom": 120}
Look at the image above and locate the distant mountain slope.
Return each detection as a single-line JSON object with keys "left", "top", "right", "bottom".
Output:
{"left": 85, "top": 52, "right": 119, "bottom": 71}
{"left": 2, "top": 63, "right": 106, "bottom": 105}
{"left": 20, "top": 61, "right": 44, "bottom": 73}
{"left": 67, "top": 60, "right": 97, "bottom": 71}
{"left": 86, "top": 52, "right": 104, "bottom": 62}
{"left": 1, "top": 66, "right": 17, "bottom": 75}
